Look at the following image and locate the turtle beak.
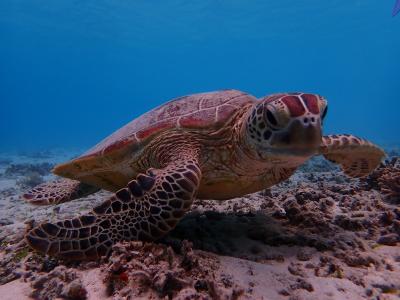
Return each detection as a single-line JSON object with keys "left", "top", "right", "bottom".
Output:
{"left": 271, "top": 116, "right": 322, "bottom": 152}
{"left": 289, "top": 118, "right": 322, "bottom": 148}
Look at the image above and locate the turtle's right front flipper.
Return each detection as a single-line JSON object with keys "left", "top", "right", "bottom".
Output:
{"left": 25, "top": 153, "right": 201, "bottom": 260}
{"left": 319, "top": 134, "right": 385, "bottom": 177}
{"left": 22, "top": 178, "right": 100, "bottom": 205}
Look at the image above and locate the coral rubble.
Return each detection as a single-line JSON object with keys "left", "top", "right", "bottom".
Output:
{"left": 363, "top": 157, "right": 400, "bottom": 203}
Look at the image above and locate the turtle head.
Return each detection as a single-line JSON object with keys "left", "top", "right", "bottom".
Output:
{"left": 244, "top": 93, "right": 328, "bottom": 157}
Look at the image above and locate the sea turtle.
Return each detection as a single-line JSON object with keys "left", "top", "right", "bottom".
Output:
{"left": 23, "top": 90, "right": 385, "bottom": 260}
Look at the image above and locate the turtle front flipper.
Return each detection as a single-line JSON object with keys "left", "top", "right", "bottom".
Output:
{"left": 22, "top": 178, "right": 100, "bottom": 205}
{"left": 25, "top": 153, "right": 201, "bottom": 260}
{"left": 319, "top": 134, "right": 385, "bottom": 178}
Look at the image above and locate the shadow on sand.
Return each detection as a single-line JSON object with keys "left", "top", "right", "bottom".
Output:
{"left": 160, "top": 210, "right": 349, "bottom": 261}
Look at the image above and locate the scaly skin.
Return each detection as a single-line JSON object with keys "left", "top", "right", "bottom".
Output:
{"left": 26, "top": 146, "right": 202, "bottom": 260}
{"left": 22, "top": 178, "right": 100, "bottom": 205}
{"left": 319, "top": 134, "right": 385, "bottom": 177}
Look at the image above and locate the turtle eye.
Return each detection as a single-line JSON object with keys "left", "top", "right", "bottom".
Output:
{"left": 321, "top": 106, "right": 328, "bottom": 120}
{"left": 265, "top": 109, "right": 278, "bottom": 127}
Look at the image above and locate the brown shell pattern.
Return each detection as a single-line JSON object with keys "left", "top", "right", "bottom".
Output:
{"left": 74, "top": 90, "right": 255, "bottom": 160}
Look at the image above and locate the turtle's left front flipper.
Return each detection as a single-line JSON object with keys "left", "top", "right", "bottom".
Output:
{"left": 319, "top": 134, "right": 385, "bottom": 178}
{"left": 25, "top": 150, "right": 201, "bottom": 260}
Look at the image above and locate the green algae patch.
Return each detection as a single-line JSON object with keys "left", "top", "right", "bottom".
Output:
{"left": 13, "top": 247, "right": 29, "bottom": 262}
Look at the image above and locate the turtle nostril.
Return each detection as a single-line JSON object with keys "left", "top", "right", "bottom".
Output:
{"left": 303, "top": 117, "right": 309, "bottom": 124}
{"left": 266, "top": 109, "right": 278, "bottom": 127}
{"left": 311, "top": 117, "right": 315, "bottom": 123}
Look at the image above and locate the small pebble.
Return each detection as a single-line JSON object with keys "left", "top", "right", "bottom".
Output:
{"left": 377, "top": 233, "right": 399, "bottom": 246}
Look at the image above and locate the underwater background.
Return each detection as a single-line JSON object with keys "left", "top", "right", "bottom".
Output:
{"left": 0, "top": 0, "right": 399, "bottom": 152}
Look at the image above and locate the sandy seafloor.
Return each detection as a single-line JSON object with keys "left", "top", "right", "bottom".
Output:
{"left": 0, "top": 148, "right": 399, "bottom": 300}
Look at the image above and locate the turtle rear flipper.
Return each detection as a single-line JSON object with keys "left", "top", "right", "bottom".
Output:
{"left": 22, "top": 178, "right": 100, "bottom": 205}
{"left": 319, "top": 134, "right": 385, "bottom": 178}
{"left": 25, "top": 151, "right": 201, "bottom": 260}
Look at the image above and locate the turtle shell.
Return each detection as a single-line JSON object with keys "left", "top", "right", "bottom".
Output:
{"left": 53, "top": 90, "right": 256, "bottom": 190}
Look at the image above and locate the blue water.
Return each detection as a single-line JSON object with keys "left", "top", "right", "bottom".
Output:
{"left": 1, "top": 1, "right": 399, "bottom": 152}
